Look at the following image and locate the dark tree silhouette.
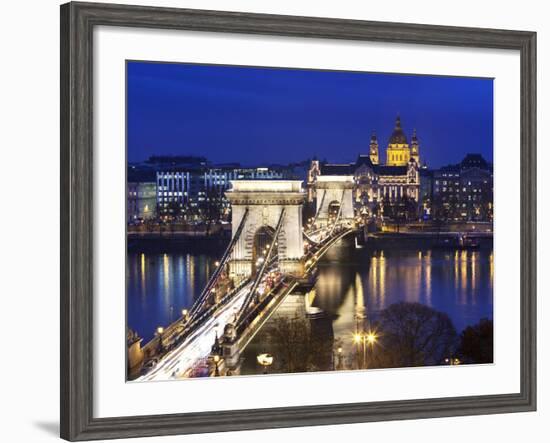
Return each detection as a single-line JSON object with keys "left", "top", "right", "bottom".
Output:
{"left": 264, "top": 316, "right": 325, "bottom": 373}
{"left": 458, "top": 318, "right": 493, "bottom": 364}
{"left": 371, "top": 302, "right": 457, "bottom": 368}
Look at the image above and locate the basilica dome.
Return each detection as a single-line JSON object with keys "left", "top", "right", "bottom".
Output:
{"left": 389, "top": 115, "right": 408, "bottom": 145}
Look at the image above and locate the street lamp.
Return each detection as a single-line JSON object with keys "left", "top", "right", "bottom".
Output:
{"left": 181, "top": 309, "right": 189, "bottom": 322}
{"left": 213, "top": 354, "right": 220, "bottom": 376}
{"left": 156, "top": 326, "right": 164, "bottom": 353}
{"left": 257, "top": 353, "right": 274, "bottom": 374}
{"left": 336, "top": 346, "right": 344, "bottom": 370}
{"left": 352, "top": 333, "right": 365, "bottom": 368}
{"left": 445, "top": 357, "right": 461, "bottom": 366}
{"left": 353, "top": 331, "right": 377, "bottom": 369}
{"left": 366, "top": 331, "right": 377, "bottom": 345}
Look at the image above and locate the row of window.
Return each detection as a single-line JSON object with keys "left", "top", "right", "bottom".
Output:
{"left": 435, "top": 187, "right": 486, "bottom": 193}
{"left": 435, "top": 180, "right": 489, "bottom": 186}
{"left": 439, "top": 195, "right": 486, "bottom": 201}
{"left": 389, "top": 153, "right": 408, "bottom": 162}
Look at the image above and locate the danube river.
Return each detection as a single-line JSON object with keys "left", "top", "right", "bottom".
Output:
{"left": 127, "top": 236, "right": 493, "bottom": 351}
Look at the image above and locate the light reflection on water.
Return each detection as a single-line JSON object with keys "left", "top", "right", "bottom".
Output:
{"left": 127, "top": 237, "right": 493, "bottom": 349}
{"left": 312, "top": 237, "right": 493, "bottom": 356}
{"left": 127, "top": 252, "right": 217, "bottom": 343}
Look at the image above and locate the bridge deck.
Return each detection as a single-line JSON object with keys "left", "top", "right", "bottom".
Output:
{"left": 136, "top": 223, "right": 355, "bottom": 381}
{"left": 137, "top": 282, "right": 252, "bottom": 381}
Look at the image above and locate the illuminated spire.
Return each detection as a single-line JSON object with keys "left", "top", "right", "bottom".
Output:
{"left": 410, "top": 128, "right": 420, "bottom": 164}
{"left": 369, "top": 130, "right": 379, "bottom": 165}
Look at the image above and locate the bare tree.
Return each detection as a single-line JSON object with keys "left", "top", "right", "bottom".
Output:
{"left": 265, "top": 316, "right": 326, "bottom": 373}
{"left": 371, "top": 302, "right": 457, "bottom": 368}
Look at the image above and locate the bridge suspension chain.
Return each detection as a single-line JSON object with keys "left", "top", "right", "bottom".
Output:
{"left": 302, "top": 189, "right": 327, "bottom": 245}
{"left": 188, "top": 208, "right": 250, "bottom": 322}
{"left": 312, "top": 189, "right": 326, "bottom": 225}
{"left": 328, "top": 190, "right": 346, "bottom": 237}
{"left": 303, "top": 230, "right": 319, "bottom": 245}
{"left": 234, "top": 208, "right": 286, "bottom": 327}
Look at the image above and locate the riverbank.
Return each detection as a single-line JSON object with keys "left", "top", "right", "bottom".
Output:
{"left": 362, "top": 231, "right": 493, "bottom": 249}
{"left": 128, "top": 233, "right": 230, "bottom": 253}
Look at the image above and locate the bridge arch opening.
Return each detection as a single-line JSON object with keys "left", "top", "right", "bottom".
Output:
{"left": 252, "top": 226, "right": 278, "bottom": 275}
{"left": 328, "top": 201, "right": 341, "bottom": 222}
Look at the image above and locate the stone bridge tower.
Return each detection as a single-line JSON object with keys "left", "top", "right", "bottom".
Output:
{"left": 226, "top": 180, "right": 306, "bottom": 278}
{"left": 315, "top": 175, "right": 355, "bottom": 227}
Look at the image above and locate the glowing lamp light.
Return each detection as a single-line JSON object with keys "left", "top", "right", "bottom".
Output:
{"left": 366, "top": 332, "right": 378, "bottom": 345}
{"left": 257, "top": 353, "right": 274, "bottom": 367}
{"left": 157, "top": 326, "right": 164, "bottom": 335}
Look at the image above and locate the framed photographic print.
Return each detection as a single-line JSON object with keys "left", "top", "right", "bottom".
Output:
{"left": 60, "top": 2, "right": 536, "bottom": 441}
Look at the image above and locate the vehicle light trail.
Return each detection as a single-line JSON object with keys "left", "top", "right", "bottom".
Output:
{"left": 137, "top": 282, "right": 251, "bottom": 381}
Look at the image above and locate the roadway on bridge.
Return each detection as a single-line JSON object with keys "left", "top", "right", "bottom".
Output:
{"left": 137, "top": 282, "right": 251, "bottom": 382}
{"left": 137, "top": 224, "right": 350, "bottom": 381}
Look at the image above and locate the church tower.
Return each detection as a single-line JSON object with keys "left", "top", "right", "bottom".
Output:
{"left": 386, "top": 115, "right": 411, "bottom": 166}
{"left": 410, "top": 128, "right": 420, "bottom": 164}
{"left": 369, "top": 132, "right": 379, "bottom": 165}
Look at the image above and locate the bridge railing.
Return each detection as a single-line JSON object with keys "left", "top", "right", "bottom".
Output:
{"left": 139, "top": 275, "right": 253, "bottom": 361}
{"left": 234, "top": 276, "right": 291, "bottom": 337}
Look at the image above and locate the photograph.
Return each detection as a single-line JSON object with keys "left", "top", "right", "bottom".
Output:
{"left": 1, "top": 0, "right": 542, "bottom": 441}
{"left": 126, "top": 61, "right": 494, "bottom": 381}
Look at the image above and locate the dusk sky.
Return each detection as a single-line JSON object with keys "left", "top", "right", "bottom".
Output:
{"left": 127, "top": 61, "right": 493, "bottom": 168}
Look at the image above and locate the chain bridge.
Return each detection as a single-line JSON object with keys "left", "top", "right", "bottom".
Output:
{"left": 136, "top": 178, "right": 357, "bottom": 381}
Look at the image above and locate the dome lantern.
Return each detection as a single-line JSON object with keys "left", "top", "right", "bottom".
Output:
{"left": 389, "top": 115, "right": 408, "bottom": 145}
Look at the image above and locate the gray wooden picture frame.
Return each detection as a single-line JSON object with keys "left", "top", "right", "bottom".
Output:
{"left": 60, "top": 2, "right": 537, "bottom": 441}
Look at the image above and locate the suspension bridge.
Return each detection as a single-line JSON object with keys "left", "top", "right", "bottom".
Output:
{"left": 135, "top": 178, "right": 357, "bottom": 381}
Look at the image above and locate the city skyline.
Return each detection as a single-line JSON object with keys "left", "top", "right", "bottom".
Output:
{"left": 127, "top": 61, "right": 493, "bottom": 168}
{"left": 126, "top": 62, "right": 494, "bottom": 381}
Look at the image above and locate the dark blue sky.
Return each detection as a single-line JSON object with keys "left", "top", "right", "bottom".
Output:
{"left": 127, "top": 61, "right": 493, "bottom": 168}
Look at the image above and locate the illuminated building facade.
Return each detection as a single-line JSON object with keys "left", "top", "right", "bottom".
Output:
{"left": 156, "top": 167, "right": 284, "bottom": 218}
{"left": 127, "top": 182, "right": 157, "bottom": 221}
{"left": 432, "top": 154, "right": 493, "bottom": 221}
{"left": 310, "top": 115, "right": 421, "bottom": 219}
